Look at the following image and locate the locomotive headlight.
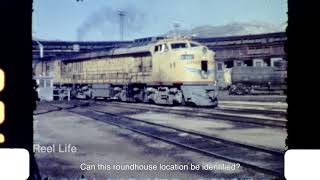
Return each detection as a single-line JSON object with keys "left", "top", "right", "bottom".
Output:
{"left": 181, "top": 54, "right": 194, "bottom": 60}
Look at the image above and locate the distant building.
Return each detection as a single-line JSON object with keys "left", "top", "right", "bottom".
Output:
{"left": 193, "top": 32, "right": 286, "bottom": 87}
{"left": 32, "top": 40, "right": 132, "bottom": 62}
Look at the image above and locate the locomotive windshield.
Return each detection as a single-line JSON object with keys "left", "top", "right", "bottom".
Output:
{"left": 190, "top": 43, "right": 199, "bottom": 47}
{"left": 171, "top": 43, "right": 187, "bottom": 49}
{"left": 170, "top": 42, "right": 200, "bottom": 49}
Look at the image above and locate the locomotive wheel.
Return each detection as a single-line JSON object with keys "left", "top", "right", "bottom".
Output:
{"left": 147, "top": 99, "right": 155, "bottom": 104}
{"left": 86, "top": 92, "right": 92, "bottom": 100}
{"left": 235, "top": 88, "right": 245, "bottom": 95}
{"left": 228, "top": 89, "right": 234, "bottom": 95}
{"left": 70, "top": 88, "right": 77, "bottom": 99}
{"left": 120, "top": 91, "right": 127, "bottom": 101}
{"left": 180, "top": 94, "right": 186, "bottom": 105}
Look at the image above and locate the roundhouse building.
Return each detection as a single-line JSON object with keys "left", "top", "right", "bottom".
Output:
{"left": 193, "top": 32, "right": 287, "bottom": 88}
{"left": 32, "top": 40, "right": 132, "bottom": 62}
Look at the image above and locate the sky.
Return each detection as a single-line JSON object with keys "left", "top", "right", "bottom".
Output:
{"left": 32, "top": 0, "right": 288, "bottom": 41}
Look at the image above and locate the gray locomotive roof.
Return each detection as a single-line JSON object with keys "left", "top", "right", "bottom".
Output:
{"left": 111, "top": 43, "right": 154, "bottom": 54}
{"left": 57, "top": 41, "right": 156, "bottom": 62}
{"left": 54, "top": 37, "right": 168, "bottom": 62}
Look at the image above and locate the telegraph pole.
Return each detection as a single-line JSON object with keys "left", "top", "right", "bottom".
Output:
{"left": 32, "top": 32, "right": 44, "bottom": 75}
{"left": 173, "top": 21, "right": 181, "bottom": 38}
{"left": 118, "top": 10, "right": 126, "bottom": 41}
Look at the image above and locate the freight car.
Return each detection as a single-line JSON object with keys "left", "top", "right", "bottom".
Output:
{"left": 228, "top": 62, "right": 287, "bottom": 95}
{"left": 34, "top": 37, "right": 218, "bottom": 106}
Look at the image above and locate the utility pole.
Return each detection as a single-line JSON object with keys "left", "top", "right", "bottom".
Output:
{"left": 118, "top": 10, "right": 126, "bottom": 41}
{"left": 173, "top": 21, "right": 181, "bottom": 38}
{"left": 34, "top": 39, "right": 44, "bottom": 59}
{"left": 33, "top": 33, "right": 44, "bottom": 75}
{"left": 34, "top": 39, "right": 44, "bottom": 75}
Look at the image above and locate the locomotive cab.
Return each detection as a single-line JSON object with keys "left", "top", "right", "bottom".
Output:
{"left": 152, "top": 39, "right": 215, "bottom": 83}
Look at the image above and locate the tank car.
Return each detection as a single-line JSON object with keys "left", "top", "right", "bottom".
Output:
{"left": 34, "top": 36, "right": 218, "bottom": 106}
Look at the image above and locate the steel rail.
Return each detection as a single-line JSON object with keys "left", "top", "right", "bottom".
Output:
{"left": 94, "top": 101, "right": 286, "bottom": 128}
{"left": 68, "top": 107, "right": 284, "bottom": 177}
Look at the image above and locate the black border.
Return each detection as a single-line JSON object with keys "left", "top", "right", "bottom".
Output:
{"left": 0, "top": 0, "right": 319, "bottom": 179}
{"left": 0, "top": 0, "right": 40, "bottom": 179}
{"left": 286, "top": 0, "right": 320, "bottom": 149}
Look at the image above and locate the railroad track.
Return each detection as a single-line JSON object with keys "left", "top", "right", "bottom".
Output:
{"left": 33, "top": 100, "right": 89, "bottom": 115}
{"left": 215, "top": 106, "right": 286, "bottom": 116}
{"left": 93, "top": 101, "right": 286, "bottom": 128}
{"left": 34, "top": 100, "right": 286, "bottom": 128}
{"left": 34, "top": 101, "right": 284, "bottom": 177}
{"left": 66, "top": 106, "right": 284, "bottom": 178}
{"left": 219, "top": 101, "right": 287, "bottom": 109}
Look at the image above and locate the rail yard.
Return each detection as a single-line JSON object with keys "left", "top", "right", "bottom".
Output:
{"left": 31, "top": 31, "right": 288, "bottom": 179}
{"left": 34, "top": 98, "right": 287, "bottom": 179}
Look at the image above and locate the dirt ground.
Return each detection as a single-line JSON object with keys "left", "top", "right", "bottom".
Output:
{"left": 132, "top": 112, "right": 285, "bottom": 149}
{"left": 34, "top": 109, "right": 277, "bottom": 179}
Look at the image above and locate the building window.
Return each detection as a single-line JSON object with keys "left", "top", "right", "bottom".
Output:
{"left": 244, "top": 60, "right": 253, "bottom": 66}
{"left": 255, "top": 61, "right": 262, "bottom": 67}
{"left": 39, "top": 79, "right": 45, "bottom": 88}
{"left": 253, "top": 59, "right": 264, "bottom": 67}
{"left": 271, "top": 57, "right": 283, "bottom": 67}
{"left": 45, "top": 79, "right": 51, "bottom": 88}
{"left": 264, "top": 59, "right": 271, "bottom": 66}
{"left": 225, "top": 61, "right": 233, "bottom": 68}
{"left": 235, "top": 61, "right": 243, "bottom": 67}
{"left": 217, "top": 63, "right": 224, "bottom": 71}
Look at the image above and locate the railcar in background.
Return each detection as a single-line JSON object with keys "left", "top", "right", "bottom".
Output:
{"left": 228, "top": 61, "right": 287, "bottom": 95}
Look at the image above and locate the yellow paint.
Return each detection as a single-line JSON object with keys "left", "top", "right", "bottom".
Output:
{"left": 0, "top": 101, "right": 4, "bottom": 124}
{"left": 152, "top": 39, "right": 215, "bottom": 84}
{"left": 0, "top": 69, "right": 4, "bottom": 92}
{"left": 0, "top": 133, "right": 4, "bottom": 143}
{"left": 223, "top": 68, "right": 232, "bottom": 86}
{"left": 34, "top": 37, "right": 216, "bottom": 85}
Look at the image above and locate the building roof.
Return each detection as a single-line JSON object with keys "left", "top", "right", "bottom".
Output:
{"left": 33, "top": 32, "right": 286, "bottom": 62}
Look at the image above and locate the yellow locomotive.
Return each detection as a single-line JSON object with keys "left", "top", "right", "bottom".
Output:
{"left": 34, "top": 36, "right": 218, "bottom": 106}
